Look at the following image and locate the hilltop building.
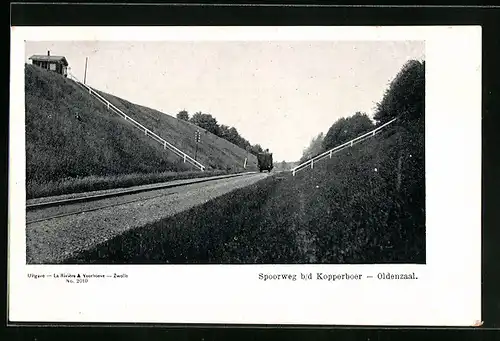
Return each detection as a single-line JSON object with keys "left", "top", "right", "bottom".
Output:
{"left": 29, "top": 51, "right": 69, "bottom": 77}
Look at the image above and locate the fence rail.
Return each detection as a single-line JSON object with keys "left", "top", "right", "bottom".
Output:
{"left": 68, "top": 73, "right": 206, "bottom": 171}
{"left": 291, "top": 118, "right": 397, "bottom": 176}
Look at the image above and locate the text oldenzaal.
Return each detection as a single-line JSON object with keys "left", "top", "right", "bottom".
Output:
{"left": 258, "top": 272, "right": 417, "bottom": 281}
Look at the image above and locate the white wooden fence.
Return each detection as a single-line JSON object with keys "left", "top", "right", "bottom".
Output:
{"left": 67, "top": 72, "right": 206, "bottom": 171}
{"left": 290, "top": 118, "right": 397, "bottom": 176}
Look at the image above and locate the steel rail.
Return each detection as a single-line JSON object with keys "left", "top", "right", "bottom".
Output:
{"left": 26, "top": 190, "right": 179, "bottom": 225}
{"left": 26, "top": 172, "right": 256, "bottom": 211}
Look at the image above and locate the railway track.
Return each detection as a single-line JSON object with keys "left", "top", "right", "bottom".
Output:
{"left": 26, "top": 172, "right": 256, "bottom": 224}
{"left": 26, "top": 171, "right": 269, "bottom": 264}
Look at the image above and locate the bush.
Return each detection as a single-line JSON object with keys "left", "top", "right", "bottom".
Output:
{"left": 322, "top": 112, "right": 374, "bottom": 151}
{"left": 176, "top": 110, "right": 189, "bottom": 121}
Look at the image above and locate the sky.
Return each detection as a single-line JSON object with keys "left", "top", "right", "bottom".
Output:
{"left": 25, "top": 41, "right": 424, "bottom": 162}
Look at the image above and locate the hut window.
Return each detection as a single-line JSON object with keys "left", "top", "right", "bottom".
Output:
{"left": 49, "top": 63, "right": 56, "bottom": 71}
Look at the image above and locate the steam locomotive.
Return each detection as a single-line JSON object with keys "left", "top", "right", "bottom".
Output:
{"left": 257, "top": 150, "right": 273, "bottom": 173}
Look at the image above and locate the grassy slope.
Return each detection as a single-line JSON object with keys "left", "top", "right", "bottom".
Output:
{"left": 66, "top": 121, "right": 425, "bottom": 264}
{"left": 96, "top": 90, "right": 258, "bottom": 172}
{"left": 25, "top": 64, "right": 256, "bottom": 198}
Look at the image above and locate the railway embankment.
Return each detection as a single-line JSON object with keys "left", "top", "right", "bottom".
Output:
{"left": 25, "top": 64, "right": 256, "bottom": 199}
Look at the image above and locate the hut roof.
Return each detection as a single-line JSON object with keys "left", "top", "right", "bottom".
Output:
{"left": 29, "top": 55, "right": 69, "bottom": 66}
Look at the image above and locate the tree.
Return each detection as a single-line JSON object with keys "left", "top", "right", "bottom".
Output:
{"left": 226, "top": 127, "right": 240, "bottom": 145}
{"left": 322, "top": 112, "right": 374, "bottom": 151}
{"left": 219, "top": 124, "right": 231, "bottom": 139}
{"left": 182, "top": 110, "right": 263, "bottom": 153}
{"left": 190, "top": 112, "right": 220, "bottom": 136}
{"left": 281, "top": 160, "right": 287, "bottom": 170}
{"left": 249, "top": 144, "right": 264, "bottom": 156}
{"left": 300, "top": 132, "right": 325, "bottom": 163}
{"left": 374, "top": 59, "right": 425, "bottom": 125}
{"left": 239, "top": 137, "right": 251, "bottom": 151}
{"left": 176, "top": 110, "right": 189, "bottom": 121}
{"left": 371, "top": 59, "right": 426, "bottom": 257}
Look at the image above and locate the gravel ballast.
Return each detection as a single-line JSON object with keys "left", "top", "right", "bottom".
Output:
{"left": 26, "top": 173, "right": 268, "bottom": 264}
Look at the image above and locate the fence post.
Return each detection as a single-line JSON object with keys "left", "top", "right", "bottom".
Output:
{"left": 164, "top": 142, "right": 166, "bottom": 149}
{"left": 311, "top": 160, "right": 314, "bottom": 169}
{"left": 373, "top": 130, "right": 376, "bottom": 136}
{"left": 107, "top": 103, "right": 109, "bottom": 110}
{"left": 330, "top": 150, "right": 332, "bottom": 158}
{"left": 183, "top": 154, "right": 186, "bottom": 163}
{"left": 145, "top": 129, "right": 148, "bottom": 136}
{"left": 292, "top": 169, "right": 295, "bottom": 176}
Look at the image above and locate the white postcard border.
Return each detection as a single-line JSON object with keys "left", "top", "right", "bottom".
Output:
{"left": 9, "top": 26, "right": 481, "bottom": 326}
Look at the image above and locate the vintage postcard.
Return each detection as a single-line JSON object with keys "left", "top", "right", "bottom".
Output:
{"left": 9, "top": 26, "right": 481, "bottom": 325}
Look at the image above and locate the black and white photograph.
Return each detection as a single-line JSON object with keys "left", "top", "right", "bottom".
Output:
{"left": 24, "top": 39, "right": 425, "bottom": 265}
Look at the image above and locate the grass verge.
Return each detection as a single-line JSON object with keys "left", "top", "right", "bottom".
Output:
{"left": 27, "top": 169, "right": 240, "bottom": 199}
